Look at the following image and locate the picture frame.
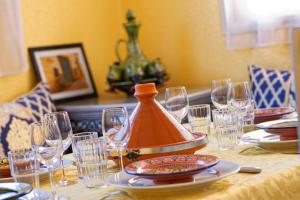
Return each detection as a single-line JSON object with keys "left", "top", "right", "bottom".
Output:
{"left": 29, "top": 43, "right": 97, "bottom": 103}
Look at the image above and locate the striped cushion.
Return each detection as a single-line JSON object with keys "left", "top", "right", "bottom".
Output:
{"left": 248, "top": 65, "right": 292, "bottom": 108}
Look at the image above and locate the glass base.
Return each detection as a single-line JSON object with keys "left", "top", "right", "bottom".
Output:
{"left": 58, "top": 179, "right": 69, "bottom": 186}
{"left": 99, "top": 191, "right": 133, "bottom": 200}
{"left": 218, "top": 145, "right": 237, "bottom": 151}
{"left": 58, "top": 178, "right": 77, "bottom": 187}
{"left": 57, "top": 170, "right": 77, "bottom": 186}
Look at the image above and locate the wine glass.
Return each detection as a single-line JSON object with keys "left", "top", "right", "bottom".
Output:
{"left": 227, "top": 81, "right": 254, "bottom": 130}
{"left": 30, "top": 120, "right": 63, "bottom": 197}
{"left": 102, "top": 107, "right": 131, "bottom": 171}
{"left": 227, "top": 81, "right": 252, "bottom": 108}
{"left": 165, "top": 87, "right": 189, "bottom": 123}
{"left": 44, "top": 111, "right": 74, "bottom": 186}
{"left": 211, "top": 79, "right": 231, "bottom": 109}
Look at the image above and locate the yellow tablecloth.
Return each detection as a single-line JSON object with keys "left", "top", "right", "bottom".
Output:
{"left": 38, "top": 142, "right": 300, "bottom": 200}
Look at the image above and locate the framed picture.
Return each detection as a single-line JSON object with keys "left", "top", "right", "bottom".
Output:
{"left": 29, "top": 43, "right": 97, "bottom": 102}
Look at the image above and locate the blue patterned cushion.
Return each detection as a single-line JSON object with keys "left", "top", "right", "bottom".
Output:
{"left": 289, "top": 75, "right": 297, "bottom": 108}
{"left": 249, "top": 65, "right": 292, "bottom": 108}
{"left": 0, "top": 103, "right": 34, "bottom": 158}
{"left": 15, "top": 82, "right": 56, "bottom": 122}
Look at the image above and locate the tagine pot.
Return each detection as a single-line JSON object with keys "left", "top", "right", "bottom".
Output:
{"left": 109, "top": 83, "right": 208, "bottom": 165}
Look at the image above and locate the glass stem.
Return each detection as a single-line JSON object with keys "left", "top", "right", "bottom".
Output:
{"left": 118, "top": 147, "right": 124, "bottom": 172}
{"left": 175, "top": 116, "right": 181, "bottom": 124}
{"left": 48, "top": 166, "right": 56, "bottom": 197}
{"left": 60, "top": 154, "right": 67, "bottom": 182}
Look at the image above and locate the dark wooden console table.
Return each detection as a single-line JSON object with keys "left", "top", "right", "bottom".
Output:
{"left": 56, "top": 87, "right": 211, "bottom": 134}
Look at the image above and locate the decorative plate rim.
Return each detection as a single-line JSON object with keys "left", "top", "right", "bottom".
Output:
{"left": 242, "top": 129, "right": 299, "bottom": 144}
{"left": 125, "top": 154, "right": 219, "bottom": 177}
{"left": 255, "top": 107, "right": 294, "bottom": 118}
{"left": 107, "top": 160, "right": 240, "bottom": 190}
{"left": 256, "top": 119, "right": 298, "bottom": 130}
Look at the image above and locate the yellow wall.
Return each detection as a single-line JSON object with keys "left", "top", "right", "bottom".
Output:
{"left": 0, "top": 0, "right": 123, "bottom": 102}
{"left": 121, "top": 0, "right": 291, "bottom": 88}
{"left": 0, "top": 0, "right": 292, "bottom": 102}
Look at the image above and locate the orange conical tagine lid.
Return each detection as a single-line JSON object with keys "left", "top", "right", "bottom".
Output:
{"left": 127, "top": 83, "right": 194, "bottom": 149}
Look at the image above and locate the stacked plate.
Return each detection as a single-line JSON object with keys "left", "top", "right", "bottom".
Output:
{"left": 256, "top": 118, "right": 298, "bottom": 140}
{"left": 242, "top": 118, "right": 299, "bottom": 153}
{"left": 107, "top": 154, "right": 240, "bottom": 190}
{"left": 242, "top": 130, "right": 298, "bottom": 153}
{"left": 254, "top": 107, "right": 295, "bottom": 124}
{"left": 247, "top": 106, "right": 299, "bottom": 153}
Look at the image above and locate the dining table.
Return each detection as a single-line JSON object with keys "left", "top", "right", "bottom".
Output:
{"left": 38, "top": 136, "right": 300, "bottom": 200}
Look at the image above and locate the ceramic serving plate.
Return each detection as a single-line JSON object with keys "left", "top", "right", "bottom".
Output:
{"left": 241, "top": 129, "right": 298, "bottom": 153}
{"left": 107, "top": 160, "right": 240, "bottom": 190}
{"left": 255, "top": 107, "right": 294, "bottom": 118}
{"left": 125, "top": 154, "right": 219, "bottom": 181}
{"left": 256, "top": 118, "right": 298, "bottom": 129}
{"left": 0, "top": 182, "right": 32, "bottom": 199}
{"left": 254, "top": 107, "right": 295, "bottom": 124}
{"left": 256, "top": 118, "right": 298, "bottom": 140}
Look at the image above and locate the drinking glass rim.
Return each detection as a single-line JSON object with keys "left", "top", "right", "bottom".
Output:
{"left": 229, "top": 81, "right": 249, "bottom": 86}
{"left": 76, "top": 137, "right": 105, "bottom": 145}
{"left": 165, "top": 86, "right": 187, "bottom": 91}
{"left": 102, "top": 107, "right": 128, "bottom": 112}
{"left": 44, "top": 111, "right": 68, "bottom": 116}
{"left": 72, "top": 132, "right": 98, "bottom": 137}
{"left": 212, "top": 107, "right": 235, "bottom": 113}
{"left": 76, "top": 137, "right": 107, "bottom": 157}
{"left": 211, "top": 78, "right": 231, "bottom": 83}
{"left": 188, "top": 104, "right": 210, "bottom": 109}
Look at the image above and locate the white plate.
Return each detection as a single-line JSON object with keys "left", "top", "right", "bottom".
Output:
{"left": 0, "top": 159, "right": 73, "bottom": 182}
{"left": 106, "top": 160, "right": 240, "bottom": 190}
{"left": 256, "top": 118, "right": 298, "bottom": 129}
{"left": 0, "top": 182, "right": 32, "bottom": 199}
{"left": 242, "top": 129, "right": 298, "bottom": 144}
{"left": 242, "top": 130, "right": 298, "bottom": 153}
